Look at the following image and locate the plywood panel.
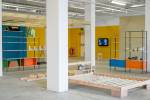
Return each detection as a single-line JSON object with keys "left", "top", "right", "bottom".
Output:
{"left": 27, "top": 27, "right": 46, "bottom": 58}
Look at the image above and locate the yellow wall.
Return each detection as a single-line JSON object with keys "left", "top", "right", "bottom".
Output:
{"left": 27, "top": 27, "right": 81, "bottom": 58}
{"left": 26, "top": 26, "right": 120, "bottom": 59}
{"left": 96, "top": 26, "right": 120, "bottom": 59}
{"left": 68, "top": 28, "right": 82, "bottom": 57}
{"left": 27, "top": 27, "right": 46, "bottom": 58}
{"left": 68, "top": 26, "right": 120, "bottom": 59}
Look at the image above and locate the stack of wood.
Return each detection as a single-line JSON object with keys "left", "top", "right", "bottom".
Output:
{"left": 20, "top": 73, "right": 46, "bottom": 82}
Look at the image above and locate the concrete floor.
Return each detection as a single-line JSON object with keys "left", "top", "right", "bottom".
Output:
{"left": 0, "top": 59, "right": 150, "bottom": 100}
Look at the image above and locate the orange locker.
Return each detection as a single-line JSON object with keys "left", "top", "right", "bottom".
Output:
{"left": 126, "top": 59, "right": 146, "bottom": 70}
{"left": 21, "top": 58, "right": 37, "bottom": 67}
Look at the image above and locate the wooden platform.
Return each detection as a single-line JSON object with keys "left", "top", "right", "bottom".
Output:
{"left": 69, "top": 73, "right": 150, "bottom": 98}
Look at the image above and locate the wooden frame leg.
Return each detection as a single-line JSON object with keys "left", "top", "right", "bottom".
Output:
{"left": 111, "top": 90, "right": 120, "bottom": 97}
{"left": 145, "top": 84, "right": 150, "bottom": 90}
{"left": 111, "top": 89, "right": 128, "bottom": 98}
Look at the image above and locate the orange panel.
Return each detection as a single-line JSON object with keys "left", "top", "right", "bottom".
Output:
{"left": 22, "top": 58, "right": 37, "bottom": 67}
{"left": 126, "top": 60, "right": 146, "bottom": 70}
{"left": 9, "top": 61, "right": 18, "bottom": 68}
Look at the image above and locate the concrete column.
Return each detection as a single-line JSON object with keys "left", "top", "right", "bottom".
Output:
{"left": 46, "top": 0, "right": 68, "bottom": 92}
{"left": 0, "top": 0, "right": 3, "bottom": 76}
{"left": 80, "top": 29, "right": 85, "bottom": 58}
{"left": 145, "top": 0, "right": 150, "bottom": 72}
{"left": 84, "top": 0, "right": 96, "bottom": 66}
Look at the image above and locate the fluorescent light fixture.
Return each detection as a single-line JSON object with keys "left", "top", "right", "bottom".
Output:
{"left": 70, "top": 6, "right": 84, "bottom": 10}
{"left": 111, "top": 0, "right": 126, "bottom": 6}
{"left": 96, "top": 10, "right": 104, "bottom": 12}
{"left": 96, "top": 6, "right": 126, "bottom": 13}
{"left": 131, "top": 4, "right": 144, "bottom": 8}
{"left": 27, "top": 0, "right": 45, "bottom": 4}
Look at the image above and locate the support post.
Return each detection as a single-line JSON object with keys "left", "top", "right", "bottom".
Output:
{"left": 84, "top": 0, "right": 96, "bottom": 67}
{"left": 46, "top": 0, "right": 68, "bottom": 92}
{"left": 0, "top": 0, "right": 3, "bottom": 76}
{"left": 145, "top": 0, "right": 150, "bottom": 72}
{"left": 145, "top": 84, "right": 150, "bottom": 90}
{"left": 111, "top": 89, "right": 128, "bottom": 98}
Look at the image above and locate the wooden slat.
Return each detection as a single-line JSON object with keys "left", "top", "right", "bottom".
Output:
{"left": 94, "top": 73, "right": 149, "bottom": 81}
{"left": 69, "top": 79, "right": 121, "bottom": 91}
{"left": 68, "top": 61, "right": 91, "bottom": 66}
{"left": 69, "top": 73, "right": 150, "bottom": 98}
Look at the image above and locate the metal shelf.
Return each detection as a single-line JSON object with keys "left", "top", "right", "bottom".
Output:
{"left": 2, "top": 50, "right": 46, "bottom": 51}
{"left": 2, "top": 28, "right": 46, "bottom": 71}
{"left": 1, "top": 36, "right": 40, "bottom": 39}
{"left": 2, "top": 42, "right": 40, "bottom": 44}
{"left": 3, "top": 30, "right": 23, "bottom": 32}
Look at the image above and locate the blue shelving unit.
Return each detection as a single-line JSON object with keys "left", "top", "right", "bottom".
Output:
{"left": 109, "top": 59, "right": 125, "bottom": 68}
{"left": 2, "top": 26, "right": 27, "bottom": 69}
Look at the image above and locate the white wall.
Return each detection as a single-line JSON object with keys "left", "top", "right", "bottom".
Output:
{"left": 68, "top": 15, "right": 120, "bottom": 28}
{"left": 96, "top": 15, "right": 120, "bottom": 26}
{"left": 145, "top": 0, "right": 150, "bottom": 72}
{"left": 119, "top": 15, "right": 145, "bottom": 59}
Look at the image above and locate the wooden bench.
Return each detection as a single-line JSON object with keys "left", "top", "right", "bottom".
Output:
{"left": 69, "top": 73, "right": 150, "bottom": 98}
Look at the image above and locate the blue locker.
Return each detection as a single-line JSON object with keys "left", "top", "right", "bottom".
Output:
{"left": 2, "top": 25, "right": 27, "bottom": 59}
{"left": 110, "top": 59, "right": 125, "bottom": 68}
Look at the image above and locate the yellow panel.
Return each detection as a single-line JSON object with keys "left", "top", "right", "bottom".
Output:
{"left": 96, "top": 26, "right": 120, "bottom": 59}
{"left": 68, "top": 26, "right": 120, "bottom": 59}
{"left": 27, "top": 27, "right": 46, "bottom": 58}
{"left": 68, "top": 28, "right": 81, "bottom": 57}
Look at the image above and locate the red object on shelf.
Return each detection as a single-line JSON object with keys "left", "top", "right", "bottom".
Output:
{"left": 69, "top": 48, "right": 75, "bottom": 56}
{"left": 126, "top": 59, "right": 146, "bottom": 71}
{"left": 21, "top": 58, "right": 37, "bottom": 67}
{"left": 9, "top": 61, "right": 18, "bottom": 68}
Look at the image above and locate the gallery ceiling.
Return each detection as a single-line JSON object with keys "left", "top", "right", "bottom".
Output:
{"left": 2, "top": 0, "right": 145, "bottom": 26}
{"left": 2, "top": 0, "right": 145, "bottom": 16}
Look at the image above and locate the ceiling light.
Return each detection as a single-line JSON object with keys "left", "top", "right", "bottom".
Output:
{"left": 16, "top": 8, "right": 19, "bottom": 11}
{"left": 70, "top": 6, "right": 84, "bottom": 10}
{"left": 26, "top": 0, "right": 45, "bottom": 4}
{"left": 111, "top": 0, "right": 126, "bottom": 6}
{"left": 131, "top": 4, "right": 144, "bottom": 8}
{"left": 96, "top": 10, "right": 104, "bottom": 12}
{"left": 96, "top": 6, "right": 126, "bottom": 13}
